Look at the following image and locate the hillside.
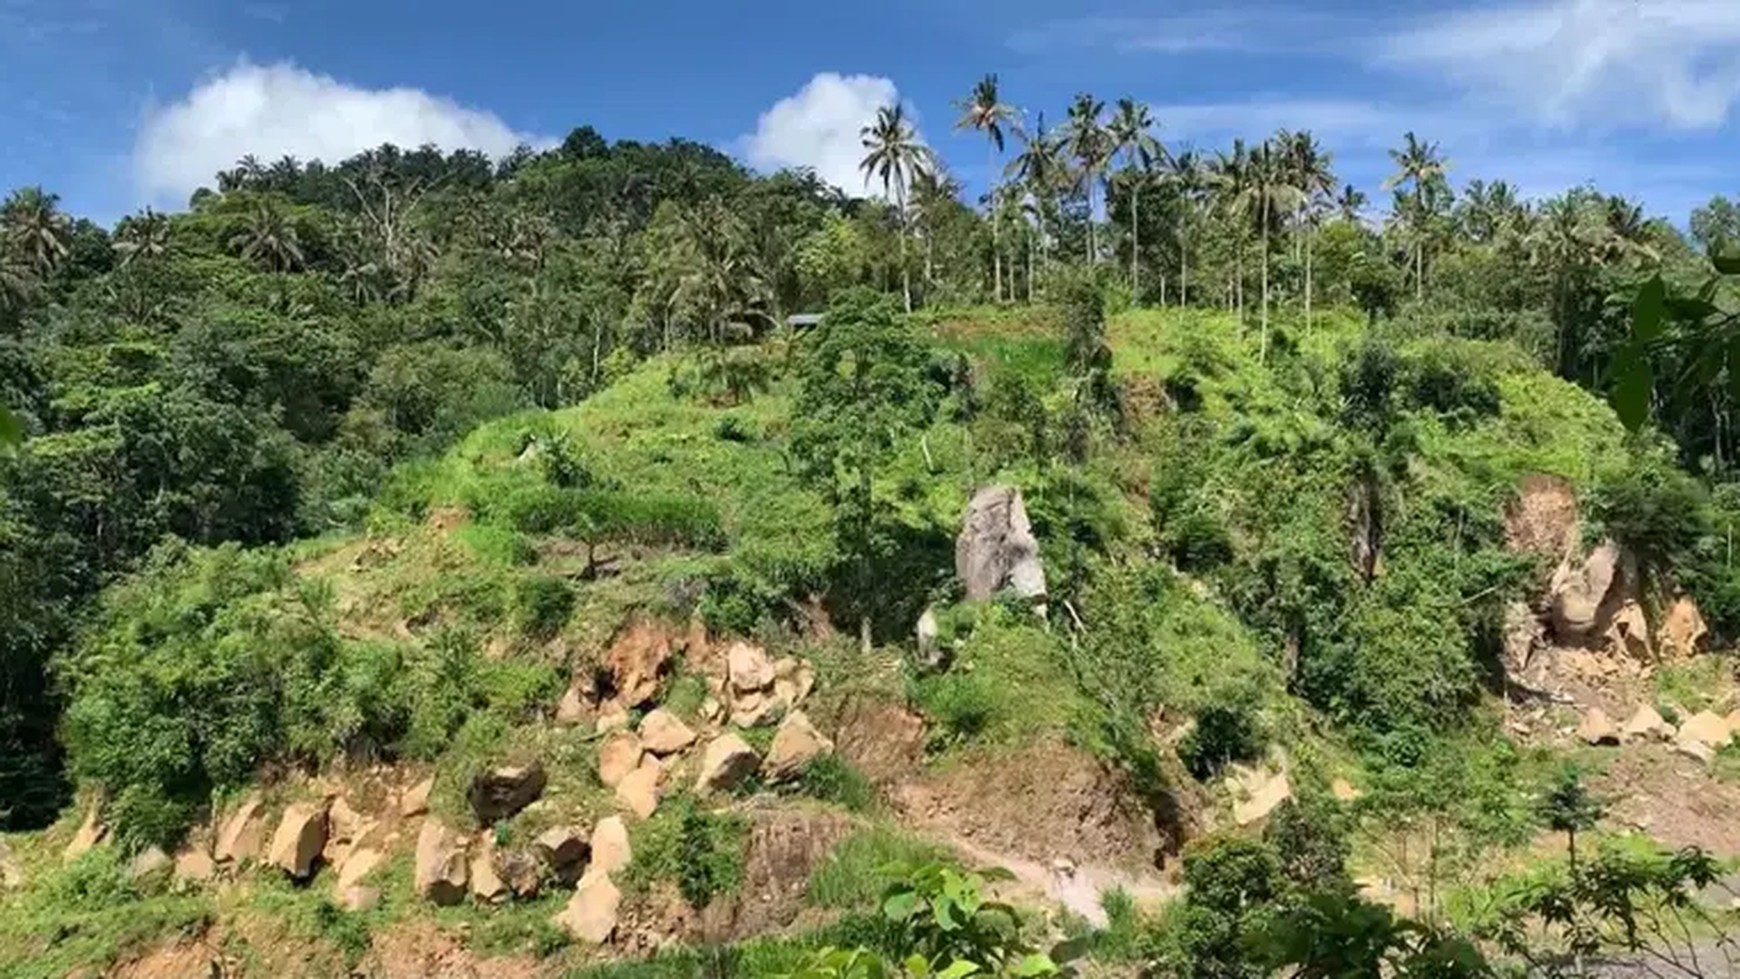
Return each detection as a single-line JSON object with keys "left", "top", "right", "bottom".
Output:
{"left": 4, "top": 298, "right": 1737, "bottom": 978}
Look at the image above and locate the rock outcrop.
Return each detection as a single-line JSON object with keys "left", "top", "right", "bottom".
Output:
{"left": 1659, "top": 597, "right": 1709, "bottom": 660}
{"left": 533, "top": 826, "right": 588, "bottom": 885}
{"left": 1677, "top": 711, "right": 1735, "bottom": 750}
{"left": 64, "top": 806, "right": 108, "bottom": 862}
{"left": 957, "top": 486, "right": 1047, "bottom": 603}
{"left": 616, "top": 758, "right": 663, "bottom": 819}
{"left": 415, "top": 819, "right": 469, "bottom": 906}
{"left": 399, "top": 776, "right": 434, "bottom": 818}
{"left": 173, "top": 846, "right": 215, "bottom": 884}
{"left": 1230, "top": 767, "right": 1292, "bottom": 826}
{"left": 1622, "top": 704, "right": 1675, "bottom": 742}
{"left": 697, "top": 733, "right": 761, "bottom": 795}
{"left": 215, "top": 794, "right": 266, "bottom": 865}
{"left": 268, "top": 803, "right": 330, "bottom": 879}
{"left": 1548, "top": 541, "right": 1628, "bottom": 647}
{"left": 606, "top": 619, "right": 675, "bottom": 708}
{"left": 470, "top": 837, "right": 508, "bottom": 904}
{"left": 763, "top": 710, "right": 834, "bottom": 782}
{"left": 468, "top": 762, "right": 547, "bottom": 824}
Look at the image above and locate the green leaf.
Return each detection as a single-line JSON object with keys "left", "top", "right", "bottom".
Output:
{"left": 1010, "top": 954, "right": 1059, "bottom": 977}
{"left": 935, "top": 961, "right": 980, "bottom": 979}
{"left": 933, "top": 895, "right": 959, "bottom": 931}
{"left": 1714, "top": 251, "right": 1740, "bottom": 275}
{"left": 903, "top": 954, "right": 931, "bottom": 978}
{"left": 1609, "top": 354, "right": 1653, "bottom": 432}
{"left": 0, "top": 404, "right": 19, "bottom": 457}
{"left": 883, "top": 890, "right": 920, "bottom": 922}
{"left": 1632, "top": 275, "right": 1667, "bottom": 342}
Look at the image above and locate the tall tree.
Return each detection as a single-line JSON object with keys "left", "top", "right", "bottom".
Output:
{"left": 1006, "top": 111, "right": 1066, "bottom": 290}
{"left": 1384, "top": 132, "right": 1448, "bottom": 301}
{"left": 1336, "top": 184, "right": 1368, "bottom": 225}
{"left": 1063, "top": 93, "right": 1110, "bottom": 264}
{"left": 860, "top": 103, "right": 935, "bottom": 313}
{"left": 2, "top": 187, "right": 72, "bottom": 276}
{"left": 954, "top": 74, "right": 1017, "bottom": 303}
{"left": 1109, "top": 98, "right": 1164, "bottom": 299}
{"left": 1211, "top": 140, "right": 1252, "bottom": 317}
{"left": 112, "top": 208, "right": 171, "bottom": 268}
{"left": 1167, "top": 149, "right": 1209, "bottom": 306}
{"left": 1281, "top": 130, "right": 1335, "bottom": 328}
{"left": 228, "top": 200, "right": 305, "bottom": 272}
{"left": 1243, "top": 140, "right": 1304, "bottom": 356}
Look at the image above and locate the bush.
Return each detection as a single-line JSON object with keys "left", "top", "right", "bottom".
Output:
{"left": 910, "top": 672, "right": 997, "bottom": 748}
{"left": 626, "top": 797, "right": 747, "bottom": 909}
{"left": 1178, "top": 701, "right": 1264, "bottom": 781}
{"left": 796, "top": 754, "right": 876, "bottom": 813}
{"left": 514, "top": 575, "right": 574, "bottom": 638}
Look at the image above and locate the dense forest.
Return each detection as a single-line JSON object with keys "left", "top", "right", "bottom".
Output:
{"left": 5, "top": 74, "right": 1740, "bottom": 977}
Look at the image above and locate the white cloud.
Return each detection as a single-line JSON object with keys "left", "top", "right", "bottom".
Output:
{"left": 133, "top": 60, "right": 549, "bottom": 205}
{"left": 743, "top": 72, "right": 920, "bottom": 198}
{"left": 1379, "top": 0, "right": 1740, "bottom": 129}
{"left": 1008, "top": 10, "right": 1353, "bottom": 56}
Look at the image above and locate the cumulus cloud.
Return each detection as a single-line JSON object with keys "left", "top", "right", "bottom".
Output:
{"left": 1379, "top": 0, "right": 1740, "bottom": 129}
{"left": 743, "top": 72, "right": 920, "bottom": 198}
{"left": 133, "top": 61, "right": 549, "bottom": 205}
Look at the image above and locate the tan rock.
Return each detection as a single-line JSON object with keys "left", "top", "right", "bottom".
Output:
{"left": 1606, "top": 601, "right": 1652, "bottom": 660}
{"left": 589, "top": 816, "right": 632, "bottom": 878}
{"left": 64, "top": 806, "right": 108, "bottom": 862}
{"left": 400, "top": 776, "right": 434, "bottom": 818}
{"left": 696, "top": 733, "right": 761, "bottom": 795}
{"left": 415, "top": 819, "right": 469, "bottom": 906}
{"left": 556, "top": 684, "right": 594, "bottom": 727}
{"left": 1677, "top": 710, "right": 1735, "bottom": 749}
{"left": 129, "top": 846, "right": 171, "bottom": 880}
{"left": 1659, "top": 596, "right": 1709, "bottom": 659}
{"left": 269, "top": 802, "right": 330, "bottom": 879}
{"left": 1331, "top": 778, "right": 1362, "bottom": 802}
{"left": 468, "top": 762, "right": 547, "bottom": 824}
{"left": 533, "top": 826, "right": 588, "bottom": 884}
{"left": 1675, "top": 740, "right": 1716, "bottom": 765}
{"left": 338, "top": 885, "right": 381, "bottom": 912}
{"left": 598, "top": 732, "right": 644, "bottom": 788}
{"left": 794, "top": 661, "right": 816, "bottom": 703}
{"left": 173, "top": 847, "right": 215, "bottom": 884}
{"left": 727, "top": 642, "right": 775, "bottom": 695}
{"left": 730, "top": 689, "right": 789, "bottom": 729}
{"left": 327, "top": 797, "right": 368, "bottom": 845}
{"left": 616, "top": 758, "right": 663, "bottom": 819}
{"left": 639, "top": 709, "right": 697, "bottom": 755}
{"left": 1578, "top": 708, "right": 1620, "bottom": 746}
{"left": 1622, "top": 704, "right": 1674, "bottom": 742}
{"left": 336, "top": 847, "right": 384, "bottom": 893}
{"left": 595, "top": 700, "right": 631, "bottom": 735}
{"left": 763, "top": 710, "right": 834, "bottom": 781}
{"left": 1231, "top": 768, "right": 1292, "bottom": 826}
{"left": 553, "top": 872, "right": 621, "bottom": 944}
{"left": 700, "top": 697, "right": 724, "bottom": 723}
{"left": 606, "top": 619, "right": 675, "bottom": 708}
{"left": 471, "top": 838, "right": 508, "bottom": 904}
{"left": 500, "top": 849, "right": 544, "bottom": 898}
{"left": 215, "top": 794, "right": 266, "bottom": 865}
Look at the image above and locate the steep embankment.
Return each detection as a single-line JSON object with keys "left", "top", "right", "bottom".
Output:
{"left": 3, "top": 304, "right": 1736, "bottom": 977}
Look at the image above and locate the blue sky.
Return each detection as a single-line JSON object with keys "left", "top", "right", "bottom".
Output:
{"left": 5, "top": 0, "right": 1740, "bottom": 225}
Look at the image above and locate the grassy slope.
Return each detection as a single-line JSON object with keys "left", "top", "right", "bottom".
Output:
{"left": 1, "top": 304, "right": 1643, "bottom": 975}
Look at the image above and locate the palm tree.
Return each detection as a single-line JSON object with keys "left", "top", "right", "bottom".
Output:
{"left": 1063, "top": 93, "right": 1110, "bottom": 264}
{"left": 860, "top": 103, "right": 935, "bottom": 313}
{"left": 955, "top": 74, "right": 1017, "bottom": 303}
{"left": 1210, "top": 140, "right": 1252, "bottom": 317}
{"left": 2, "top": 187, "right": 71, "bottom": 276}
{"left": 228, "top": 200, "right": 305, "bottom": 272}
{"left": 909, "top": 165, "right": 961, "bottom": 287}
{"left": 1109, "top": 98, "right": 1164, "bottom": 298}
{"left": 674, "top": 199, "right": 774, "bottom": 344}
{"left": 1167, "top": 149, "right": 1209, "bottom": 306}
{"left": 113, "top": 208, "right": 171, "bottom": 268}
{"left": 1281, "top": 130, "right": 1335, "bottom": 328}
{"left": 1384, "top": 132, "right": 1448, "bottom": 301}
{"left": 1243, "top": 141, "right": 1304, "bottom": 356}
{"left": 1006, "top": 112, "right": 1066, "bottom": 285}
{"left": 1336, "top": 184, "right": 1368, "bottom": 225}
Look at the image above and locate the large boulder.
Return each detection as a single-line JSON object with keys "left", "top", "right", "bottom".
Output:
{"left": 616, "top": 758, "right": 663, "bottom": 819}
{"left": 1606, "top": 601, "right": 1652, "bottom": 660}
{"left": 598, "top": 731, "right": 644, "bottom": 788}
{"left": 730, "top": 689, "right": 789, "bottom": 729}
{"left": 1549, "top": 541, "right": 1623, "bottom": 644}
{"left": 956, "top": 486, "right": 1048, "bottom": 602}
{"left": 533, "top": 826, "right": 589, "bottom": 885}
{"left": 727, "top": 642, "right": 776, "bottom": 696}
{"left": 64, "top": 806, "right": 108, "bottom": 862}
{"left": 553, "top": 872, "right": 621, "bottom": 945}
{"left": 763, "top": 710, "right": 834, "bottom": 782}
{"left": 696, "top": 733, "right": 761, "bottom": 795}
{"left": 589, "top": 816, "right": 633, "bottom": 879}
{"left": 470, "top": 837, "right": 508, "bottom": 904}
{"left": 1659, "top": 597, "right": 1709, "bottom": 660}
{"left": 268, "top": 802, "right": 330, "bottom": 879}
{"left": 606, "top": 619, "right": 675, "bottom": 708}
{"left": 173, "top": 846, "right": 215, "bottom": 884}
{"left": 1577, "top": 708, "right": 1620, "bottom": 746}
{"left": 1677, "top": 711, "right": 1735, "bottom": 750}
{"left": 499, "top": 849, "right": 545, "bottom": 899}
{"left": 336, "top": 846, "right": 384, "bottom": 893}
{"left": 1622, "top": 704, "right": 1675, "bottom": 742}
{"left": 214, "top": 794, "right": 266, "bottom": 865}
{"left": 639, "top": 709, "right": 697, "bottom": 756}
{"left": 399, "top": 777, "right": 434, "bottom": 818}
{"left": 415, "top": 819, "right": 470, "bottom": 906}
{"left": 468, "top": 762, "right": 547, "bottom": 824}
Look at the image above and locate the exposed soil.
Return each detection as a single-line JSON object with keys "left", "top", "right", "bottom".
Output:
{"left": 1504, "top": 473, "right": 1580, "bottom": 561}
{"left": 1594, "top": 745, "right": 1740, "bottom": 856}
{"left": 830, "top": 694, "right": 928, "bottom": 787}
{"left": 362, "top": 921, "right": 543, "bottom": 979}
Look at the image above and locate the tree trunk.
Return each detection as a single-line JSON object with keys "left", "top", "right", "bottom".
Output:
{"left": 1304, "top": 231, "right": 1313, "bottom": 330}
{"left": 1180, "top": 229, "right": 1190, "bottom": 307}
{"left": 1130, "top": 173, "right": 1141, "bottom": 298}
{"left": 1260, "top": 204, "right": 1270, "bottom": 363}
{"left": 898, "top": 190, "right": 912, "bottom": 314}
{"left": 989, "top": 145, "right": 1002, "bottom": 303}
{"left": 1086, "top": 182, "right": 1097, "bottom": 264}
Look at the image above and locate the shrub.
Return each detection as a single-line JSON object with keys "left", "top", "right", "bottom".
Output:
{"left": 1178, "top": 701, "right": 1264, "bottom": 781}
{"left": 910, "top": 672, "right": 996, "bottom": 748}
{"left": 514, "top": 574, "right": 574, "bottom": 638}
{"left": 627, "top": 797, "right": 747, "bottom": 909}
{"left": 796, "top": 754, "right": 876, "bottom": 813}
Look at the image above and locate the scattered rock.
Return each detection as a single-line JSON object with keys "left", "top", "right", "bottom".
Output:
{"left": 499, "top": 849, "right": 545, "bottom": 899}
{"left": 336, "top": 847, "right": 384, "bottom": 893}
{"left": 173, "top": 846, "right": 215, "bottom": 884}
{"left": 590, "top": 816, "right": 632, "bottom": 879}
{"left": 639, "top": 709, "right": 697, "bottom": 755}
{"left": 956, "top": 485, "right": 1048, "bottom": 602}
{"left": 727, "top": 642, "right": 775, "bottom": 695}
{"left": 1675, "top": 741, "right": 1716, "bottom": 765}
{"left": 697, "top": 733, "right": 761, "bottom": 795}
{"left": 616, "top": 758, "right": 663, "bottom": 819}
{"left": 1549, "top": 541, "right": 1623, "bottom": 644}
{"left": 64, "top": 806, "right": 108, "bottom": 862}
{"left": 470, "top": 838, "right": 508, "bottom": 904}
{"left": 700, "top": 697, "right": 724, "bottom": 723}
{"left": 730, "top": 689, "right": 789, "bottom": 729}
{"left": 129, "top": 846, "right": 172, "bottom": 880}
{"left": 1677, "top": 711, "right": 1735, "bottom": 749}
{"left": 214, "top": 794, "right": 266, "bottom": 865}
{"left": 598, "top": 732, "right": 645, "bottom": 788}
{"left": 1231, "top": 768, "right": 1292, "bottom": 826}
{"left": 554, "top": 872, "right": 621, "bottom": 944}
{"left": 1331, "top": 778, "right": 1362, "bottom": 803}
{"left": 763, "top": 710, "right": 834, "bottom": 782}
{"left": 915, "top": 608, "right": 948, "bottom": 673}
{"left": 468, "top": 762, "right": 547, "bottom": 824}
{"left": 1578, "top": 707, "right": 1620, "bottom": 746}
{"left": 400, "top": 777, "right": 434, "bottom": 818}
{"left": 606, "top": 619, "right": 675, "bottom": 708}
{"left": 338, "top": 885, "right": 381, "bottom": 912}
{"left": 1606, "top": 601, "right": 1652, "bottom": 660}
{"left": 794, "top": 661, "right": 816, "bottom": 703}
{"left": 415, "top": 819, "right": 469, "bottom": 906}
{"left": 1622, "top": 704, "right": 1675, "bottom": 742}
{"left": 1659, "top": 596, "right": 1709, "bottom": 660}
{"left": 269, "top": 802, "right": 330, "bottom": 879}
{"left": 556, "top": 684, "right": 595, "bottom": 727}
{"left": 533, "top": 826, "right": 589, "bottom": 884}
{"left": 595, "top": 700, "right": 631, "bottom": 735}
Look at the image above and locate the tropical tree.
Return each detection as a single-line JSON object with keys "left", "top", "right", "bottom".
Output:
{"left": 2, "top": 187, "right": 72, "bottom": 276}
{"left": 1244, "top": 140, "right": 1304, "bottom": 354}
{"left": 954, "top": 74, "right": 1017, "bottom": 302}
{"left": 1280, "top": 130, "right": 1335, "bottom": 327}
{"left": 113, "top": 208, "right": 171, "bottom": 268}
{"left": 1109, "top": 98, "right": 1164, "bottom": 297}
{"left": 1385, "top": 132, "right": 1448, "bottom": 301}
{"left": 1167, "top": 149, "right": 1210, "bottom": 306}
{"left": 1211, "top": 140, "right": 1252, "bottom": 316}
{"left": 1063, "top": 93, "right": 1110, "bottom": 264}
{"left": 860, "top": 103, "right": 935, "bottom": 312}
{"left": 673, "top": 198, "right": 775, "bottom": 344}
{"left": 1006, "top": 111, "right": 1066, "bottom": 286}
{"left": 228, "top": 200, "right": 305, "bottom": 272}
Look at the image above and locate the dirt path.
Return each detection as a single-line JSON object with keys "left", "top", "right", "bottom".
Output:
{"left": 936, "top": 829, "right": 1178, "bottom": 926}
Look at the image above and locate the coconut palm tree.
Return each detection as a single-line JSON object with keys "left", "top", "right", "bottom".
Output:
{"left": 1384, "top": 132, "right": 1448, "bottom": 301}
{"left": 1006, "top": 111, "right": 1066, "bottom": 281}
{"left": 954, "top": 74, "right": 1018, "bottom": 302}
{"left": 1109, "top": 98, "right": 1164, "bottom": 298}
{"left": 909, "top": 165, "right": 961, "bottom": 287}
{"left": 1336, "top": 184, "right": 1368, "bottom": 225}
{"left": 1281, "top": 130, "right": 1335, "bottom": 327}
{"left": 1243, "top": 141, "right": 1304, "bottom": 355}
{"left": 113, "top": 208, "right": 171, "bottom": 268}
{"left": 228, "top": 200, "right": 305, "bottom": 272}
{"left": 1210, "top": 140, "right": 1252, "bottom": 317}
{"left": 860, "top": 103, "right": 935, "bottom": 313}
{"left": 1167, "top": 149, "right": 1209, "bottom": 306}
{"left": 674, "top": 198, "right": 774, "bottom": 345}
{"left": 2, "top": 187, "right": 71, "bottom": 276}
{"left": 1063, "top": 93, "right": 1110, "bottom": 264}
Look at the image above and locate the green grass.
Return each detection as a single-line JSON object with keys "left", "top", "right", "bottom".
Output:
{"left": 1654, "top": 657, "right": 1733, "bottom": 715}
{"left": 0, "top": 849, "right": 214, "bottom": 979}
{"left": 804, "top": 827, "right": 951, "bottom": 911}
